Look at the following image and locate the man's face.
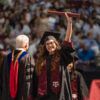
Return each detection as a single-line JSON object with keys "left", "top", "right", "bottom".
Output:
{"left": 45, "top": 39, "right": 57, "bottom": 54}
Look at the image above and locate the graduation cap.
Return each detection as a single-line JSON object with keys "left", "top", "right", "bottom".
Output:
{"left": 40, "top": 31, "right": 60, "bottom": 44}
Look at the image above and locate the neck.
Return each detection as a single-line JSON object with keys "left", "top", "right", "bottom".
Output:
{"left": 49, "top": 51, "right": 55, "bottom": 55}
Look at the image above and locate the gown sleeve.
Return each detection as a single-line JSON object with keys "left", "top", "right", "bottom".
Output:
{"left": 28, "top": 67, "right": 38, "bottom": 100}
{"left": 0, "top": 60, "right": 3, "bottom": 98}
{"left": 60, "top": 41, "right": 78, "bottom": 66}
{"left": 0, "top": 56, "right": 7, "bottom": 99}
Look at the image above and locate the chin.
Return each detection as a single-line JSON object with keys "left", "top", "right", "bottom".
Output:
{"left": 49, "top": 49, "right": 56, "bottom": 54}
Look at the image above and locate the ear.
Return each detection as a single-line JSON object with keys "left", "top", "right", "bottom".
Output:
{"left": 24, "top": 44, "right": 28, "bottom": 50}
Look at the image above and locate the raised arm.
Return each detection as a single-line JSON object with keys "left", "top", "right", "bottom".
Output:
{"left": 64, "top": 12, "right": 72, "bottom": 42}
{"left": 48, "top": 10, "right": 80, "bottom": 42}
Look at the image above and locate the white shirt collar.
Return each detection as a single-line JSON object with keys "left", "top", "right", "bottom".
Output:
{"left": 16, "top": 48, "right": 26, "bottom": 51}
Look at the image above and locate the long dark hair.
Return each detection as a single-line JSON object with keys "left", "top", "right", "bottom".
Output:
{"left": 36, "top": 39, "right": 61, "bottom": 75}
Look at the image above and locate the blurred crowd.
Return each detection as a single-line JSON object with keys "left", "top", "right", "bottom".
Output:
{"left": 0, "top": 0, "right": 100, "bottom": 68}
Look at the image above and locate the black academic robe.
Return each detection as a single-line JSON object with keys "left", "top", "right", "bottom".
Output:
{"left": 0, "top": 50, "right": 34, "bottom": 100}
{"left": 70, "top": 71, "right": 89, "bottom": 100}
{"left": 30, "top": 41, "right": 78, "bottom": 100}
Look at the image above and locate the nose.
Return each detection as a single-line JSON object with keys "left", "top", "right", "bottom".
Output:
{"left": 46, "top": 42, "right": 53, "bottom": 46}
{"left": 47, "top": 44, "right": 53, "bottom": 49}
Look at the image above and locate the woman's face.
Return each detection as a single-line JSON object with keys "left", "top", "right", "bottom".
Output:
{"left": 45, "top": 39, "right": 57, "bottom": 54}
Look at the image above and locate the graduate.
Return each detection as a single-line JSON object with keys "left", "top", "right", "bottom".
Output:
{"left": 67, "top": 62, "right": 89, "bottom": 100}
{"left": 0, "top": 35, "right": 34, "bottom": 100}
{"left": 29, "top": 12, "right": 78, "bottom": 100}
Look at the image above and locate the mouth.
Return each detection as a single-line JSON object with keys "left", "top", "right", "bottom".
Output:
{"left": 48, "top": 47, "right": 55, "bottom": 51}
{"left": 49, "top": 47, "right": 55, "bottom": 50}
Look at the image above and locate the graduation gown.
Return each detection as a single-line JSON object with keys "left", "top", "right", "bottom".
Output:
{"left": 70, "top": 70, "right": 89, "bottom": 100}
{"left": 0, "top": 49, "right": 34, "bottom": 100}
{"left": 30, "top": 41, "right": 77, "bottom": 100}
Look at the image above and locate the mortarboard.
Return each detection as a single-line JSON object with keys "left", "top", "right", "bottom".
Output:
{"left": 40, "top": 31, "right": 60, "bottom": 45}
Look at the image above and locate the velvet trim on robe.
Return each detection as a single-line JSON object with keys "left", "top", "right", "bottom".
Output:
{"left": 9, "top": 51, "right": 26, "bottom": 99}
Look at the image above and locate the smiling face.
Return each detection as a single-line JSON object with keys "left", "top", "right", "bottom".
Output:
{"left": 45, "top": 39, "right": 57, "bottom": 54}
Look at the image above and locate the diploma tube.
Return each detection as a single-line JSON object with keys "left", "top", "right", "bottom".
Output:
{"left": 48, "top": 10, "right": 80, "bottom": 18}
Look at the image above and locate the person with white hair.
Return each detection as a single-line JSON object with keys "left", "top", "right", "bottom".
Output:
{"left": 0, "top": 34, "right": 35, "bottom": 100}
{"left": 16, "top": 34, "right": 29, "bottom": 50}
